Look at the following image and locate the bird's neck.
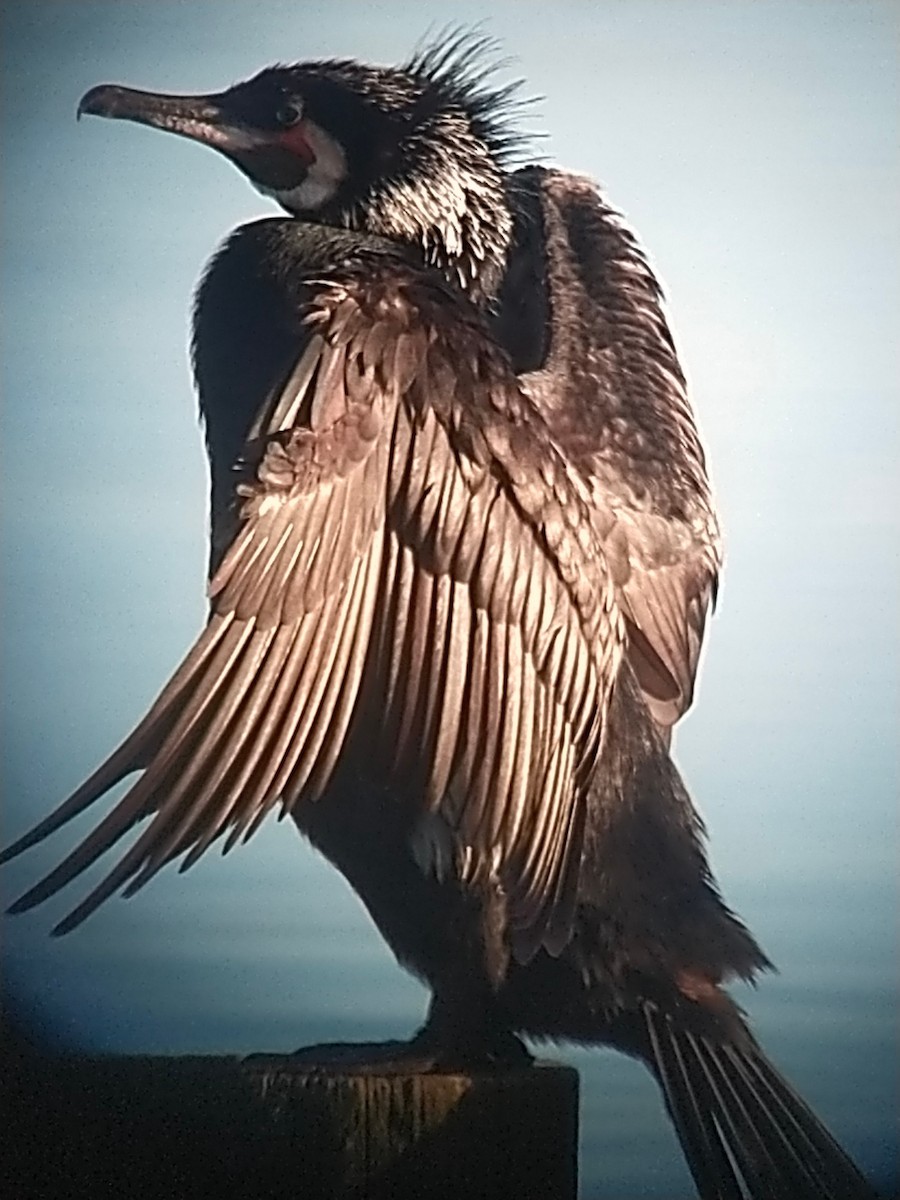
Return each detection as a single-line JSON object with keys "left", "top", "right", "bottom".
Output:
{"left": 335, "top": 162, "right": 513, "bottom": 304}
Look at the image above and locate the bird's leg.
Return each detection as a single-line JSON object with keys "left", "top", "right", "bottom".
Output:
{"left": 245, "top": 1038, "right": 440, "bottom": 1076}
{"left": 411, "top": 987, "right": 532, "bottom": 1070}
{"left": 400, "top": 872, "right": 530, "bottom": 1069}
{"left": 401, "top": 878, "right": 528, "bottom": 1069}
{"left": 246, "top": 996, "right": 530, "bottom": 1076}
{"left": 245, "top": 982, "right": 530, "bottom": 1076}
{"left": 245, "top": 879, "right": 530, "bottom": 1074}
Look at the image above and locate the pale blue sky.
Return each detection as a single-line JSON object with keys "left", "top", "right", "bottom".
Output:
{"left": 2, "top": 3, "right": 897, "bottom": 1193}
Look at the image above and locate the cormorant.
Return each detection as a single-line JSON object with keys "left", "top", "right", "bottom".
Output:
{"left": 1, "top": 35, "right": 875, "bottom": 1200}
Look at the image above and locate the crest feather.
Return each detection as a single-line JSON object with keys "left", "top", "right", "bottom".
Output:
{"left": 405, "top": 27, "right": 537, "bottom": 167}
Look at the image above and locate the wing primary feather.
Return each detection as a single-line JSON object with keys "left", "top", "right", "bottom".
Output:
{"left": 461, "top": 491, "right": 515, "bottom": 848}
{"left": 467, "top": 604, "right": 507, "bottom": 852}
{"left": 0, "top": 615, "right": 234, "bottom": 869}
{"left": 254, "top": 544, "right": 369, "bottom": 825}
{"left": 378, "top": 533, "right": 412, "bottom": 752}
{"left": 303, "top": 538, "right": 384, "bottom": 801}
{"left": 119, "top": 625, "right": 282, "bottom": 889}
{"left": 234, "top": 515, "right": 296, "bottom": 624}
{"left": 512, "top": 695, "right": 564, "bottom": 891}
{"left": 450, "top": 605, "right": 491, "bottom": 832}
{"left": 508, "top": 697, "right": 567, "bottom": 962}
{"left": 417, "top": 569, "right": 452, "bottom": 799}
{"left": 39, "top": 621, "right": 265, "bottom": 925}
{"left": 542, "top": 769, "right": 586, "bottom": 957}
{"left": 282, "top": 541, "right": 374, "bottom": 807}
{"left": 118, "top": 618, "right": 258, "bottom": 791}
{"left": 209, "top": 524, "right": 257, "bottom": 600}
{"left": 224, "top": 604, "right": 344, "bottom": 844}
{"left": 302, "top": 479, "right": 350, "bottom": 607}
{"left": 518, "top": 739, "right": 566, "bottom": 955}
{"left": 498, "top": 640, "right": 537, "bottom": 859}
{"left": 177, "top": 622, "right": 303, "bottom": 870}
{"left": 426, "top": 577, "right": 469, "bottom": 807}
{"left": 254, "top": 533, "right": 306, "bottom": 629}
{"left": 6, "top": 617, "right": 254, "bottom": 916}
{"left": 390, "top": 546, "right": 433, "bottom": 775}
{"left": 278, "top": 500, "right": 323, "bottom": 623}
{"left": 485, "top": 617, "right": 524, "bottom": 848}
{"left": 217, "top": 530, "right": 276, "bottom": 615}
{"left": 37, "top": 735, "right": 226, "bottom": 932}
{"left": 569, "top": 639, "right": 599, "bottom": 763}
{"left": 517, "top": 726, "right": 574, "bottom": 961}
{"left": 217, "top": 611, "right": 321, "bottom": 852}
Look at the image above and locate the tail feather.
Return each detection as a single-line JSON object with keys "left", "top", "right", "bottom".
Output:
{"left": 644, "top": 1004, "right": 877, "bottom": 1200}
{"left": 646, "top": 1005, "right": 746, "bottom": 1200}
{"left": 692, "top": 1033, "right": 801, "bottom": 1194}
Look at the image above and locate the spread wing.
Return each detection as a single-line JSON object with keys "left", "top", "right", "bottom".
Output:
{"left": 4, "top": 259, "right": 623, "bottom": 961}
{"left": 505, "top": 167, "right": 721, "bottom": 730}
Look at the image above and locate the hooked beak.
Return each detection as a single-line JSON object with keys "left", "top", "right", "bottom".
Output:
{"left": 77, "top": 84, "right": 248, "bottom": 149}
{"left": 77, "top": 84, "right": 315, "bottom": 191}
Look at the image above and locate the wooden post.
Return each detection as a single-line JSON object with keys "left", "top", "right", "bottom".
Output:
{"left": 4, "top": 1054, "right": 579, "bottom": 1199}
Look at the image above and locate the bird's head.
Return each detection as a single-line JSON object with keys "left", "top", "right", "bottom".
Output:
{"left": 78, "top": 34, "right": 527, "bottom": 300}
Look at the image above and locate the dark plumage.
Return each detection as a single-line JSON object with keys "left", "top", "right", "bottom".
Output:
{"left": 1, "top": 35, "right": 875, "bottom": 1199}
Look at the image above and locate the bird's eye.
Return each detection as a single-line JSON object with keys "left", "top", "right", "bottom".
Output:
{"left": 275, "top": 101, "right": 303, "bottom": 128}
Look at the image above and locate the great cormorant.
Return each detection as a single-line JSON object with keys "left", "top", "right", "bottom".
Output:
{"left": 1, "top": 36, "right": 875, "bottom": 1200}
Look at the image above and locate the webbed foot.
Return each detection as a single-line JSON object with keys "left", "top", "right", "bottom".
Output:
{"left": 244, "top": 1029, "right": 532, "bottom": 1076}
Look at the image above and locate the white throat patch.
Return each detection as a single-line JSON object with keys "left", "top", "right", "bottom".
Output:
{"left": 262, "top": 120, "right": 347, "bottom": 213}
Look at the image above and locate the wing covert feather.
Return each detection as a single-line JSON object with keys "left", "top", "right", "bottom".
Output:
{"left": 6, "top": 261, "right": 625, "bottom": 960}
{"left": 512, "top": 167, "right": 721, "bottom": 728}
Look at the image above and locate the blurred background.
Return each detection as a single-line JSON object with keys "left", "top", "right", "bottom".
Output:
{"left": 1, "top": 2, "right": 897, "bottom": 1195}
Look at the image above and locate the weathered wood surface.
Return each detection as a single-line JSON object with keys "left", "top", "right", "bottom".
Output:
{"left": 3, "top": 1053, "right": 579, "bottom": 1199}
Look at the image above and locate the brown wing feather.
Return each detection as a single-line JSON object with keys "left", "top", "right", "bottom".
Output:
{"left": 511, "top": 167, "right": 721, "bottom": 729}
{"left": 374, "top": 309, "right": 623, "bottom": 959}
{"left": 600, "top": 497, "right": 720, "bottom": 728}
{"left": 5, "top": 261, "right": 624, "bottom": 961}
